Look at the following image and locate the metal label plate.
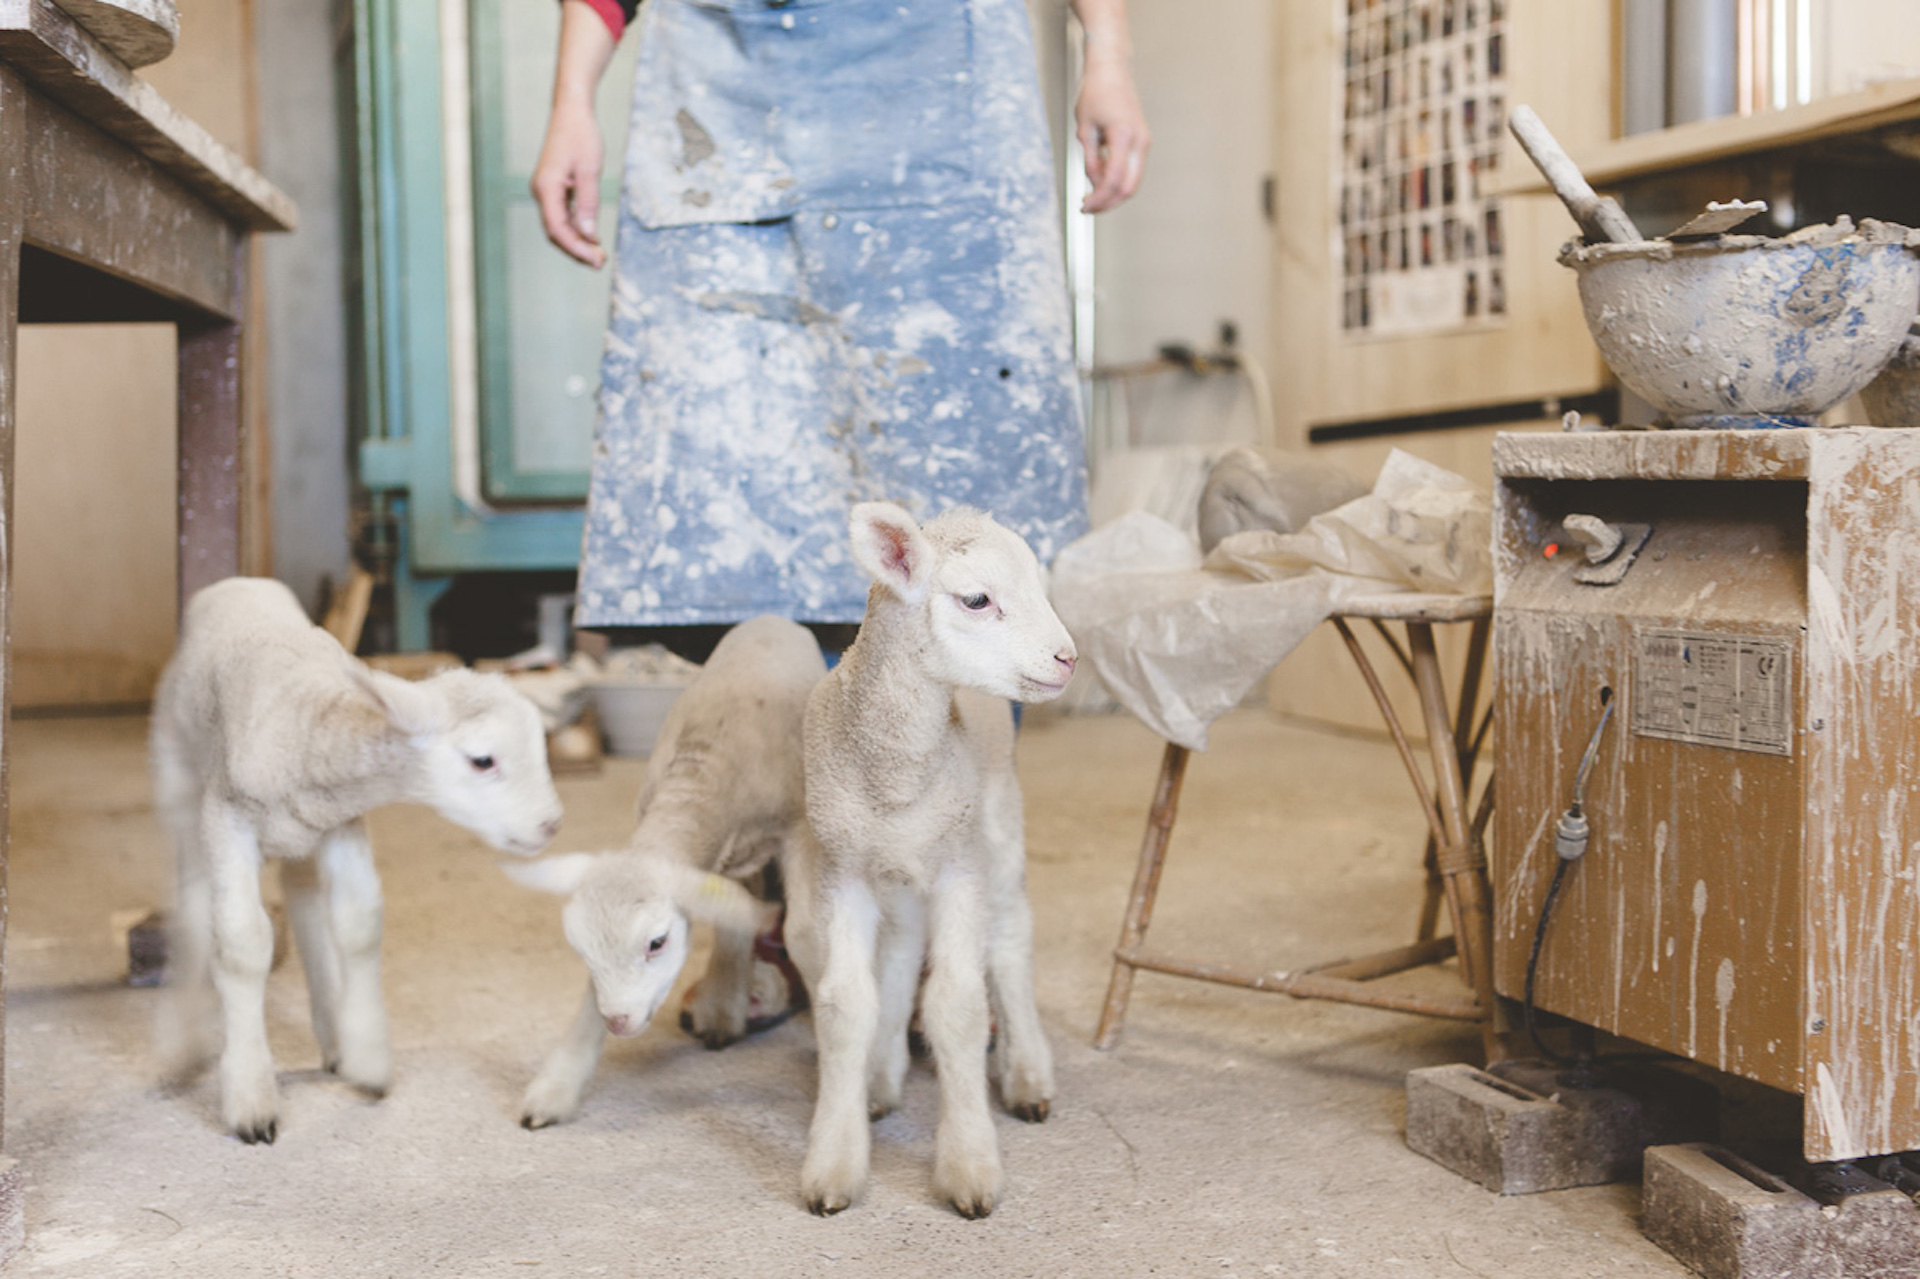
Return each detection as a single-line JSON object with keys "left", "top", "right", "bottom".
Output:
{"left": 1632, "top": 629, "right": 1795, "bottom": 757}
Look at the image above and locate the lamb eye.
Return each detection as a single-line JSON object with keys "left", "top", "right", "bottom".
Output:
{"left": 468, "top": 754, "right": 496, "bottom": 773}
{"left": 646, "top": 933, "right": 669, "bottom": 957}
{"left": 959, "top": 593, "right": 991, "bottom": 611}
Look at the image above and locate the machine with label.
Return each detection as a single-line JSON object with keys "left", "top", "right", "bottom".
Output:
{"left": 1492, "top": 427, "right": 1920, "bottom": 1163}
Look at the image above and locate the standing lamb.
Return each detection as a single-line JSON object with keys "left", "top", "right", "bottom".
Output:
{"left": 789, "top": 502, "right": 1076, "bottom": 1218}
{"left": 151, "top": 576, "right": 564, "bottom": 1143}
{"left": 505, "top": 615, "right": 825, "bottom": 1129}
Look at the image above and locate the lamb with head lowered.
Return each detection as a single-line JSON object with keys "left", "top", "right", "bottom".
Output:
{"left": 505, "top": 614, "right": 825, "bottom": 1129}
{"left": 150, "top": 576, "right": 564, "bottom": 1143}
{"left": 788, "top": 501, "right": 1076, "bottom": 1219}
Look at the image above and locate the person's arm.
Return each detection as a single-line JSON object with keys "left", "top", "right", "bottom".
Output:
{"left": 1069, "top": 0, "right": 1150, "bottom": 214}
{"left": 532, "top": 0, "right": 621, "bottom": 267}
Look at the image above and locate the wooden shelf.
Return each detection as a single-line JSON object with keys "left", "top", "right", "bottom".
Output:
{"left": 1495, "top": 76, "right": 1920, "bottom": 197}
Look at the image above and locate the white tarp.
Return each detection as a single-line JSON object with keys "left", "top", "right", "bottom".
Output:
{"left": 1052, "top": 449, "right": 1492, "bottom": 751}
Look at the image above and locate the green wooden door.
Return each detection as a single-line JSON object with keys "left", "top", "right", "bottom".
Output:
{"left": 469, "top": 0, "right": 637, "bottom": 502}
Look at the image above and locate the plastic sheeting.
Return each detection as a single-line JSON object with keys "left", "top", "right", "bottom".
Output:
{"left": 1051, "top": 449, "right": 1492, "bottom": 750}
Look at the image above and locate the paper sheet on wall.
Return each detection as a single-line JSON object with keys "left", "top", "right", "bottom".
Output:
{"left": 1051, "top": 450, "right": 1492, "bottom": 751}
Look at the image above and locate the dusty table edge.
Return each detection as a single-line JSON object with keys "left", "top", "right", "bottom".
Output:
{"left": 1491, "top": 428, "right": 1836, "bottom": 481}
{"left": 0, "top": 0, "right": 295, "bottom": 232}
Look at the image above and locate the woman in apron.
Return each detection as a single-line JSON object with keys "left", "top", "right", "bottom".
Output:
{"left": 535, "top": 0, "right": 1149, "bottom": 629}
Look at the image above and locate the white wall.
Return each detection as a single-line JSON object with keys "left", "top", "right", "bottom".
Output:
{"left": 255, "top": 0, "right": 353, "bottom": 615}
{"left": 13, "top": 328, "right": 180, "bottom": 708}
{"left": 1818, "top": 0, "right": 1920, "bottom": 96}
{"left": 1086, "top": 1, "right": 1277, "bottom": 458}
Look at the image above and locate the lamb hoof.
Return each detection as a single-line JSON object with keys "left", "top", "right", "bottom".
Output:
{"left": 947, "top": 1188, "right": 996, "bottom": 1220}
{"left": 334, "top": 1057, "right": 391, "bottom": 1099}
{"left": 934, "top": 1156, "right": 1002, "bottom": 1220}
{"left": 234, "top": 1118, "right": 277, "bottom": 1145}
{"left": 867, "top": 1100, "right": 895, "bottom": 1122}
{"left": 679, "top": 1008, "right": 744, "bottom": 1052}
{"left": 799, "top": 1156, "right": 864, "bottom": 1217}
{"left": 1009, "top": 1098, "right": 1050, "bottom": 1124}
{"left": 519, "top": 1078, "right": 581, "bottom": 1131}
{"left": 805, "top": 1193, "right": 851, "bottom": 1217}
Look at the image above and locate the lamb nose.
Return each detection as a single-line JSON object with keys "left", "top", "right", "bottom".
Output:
{"left": 1055, "top": 650, "right": 1077, "bottom": 674}
{"left": 540, "top": 815, "right": 563, "bottom": 840}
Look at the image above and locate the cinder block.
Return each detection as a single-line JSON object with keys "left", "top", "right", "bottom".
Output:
{"left": 1406, "top": 1061, "right": 1693, "bottom": 1194}
{"left": 1407, "top": 1063, "right": 1588, "bottom": 1193}
{"left": 1643, "top": 1144, "right": 1833, "bottom": 1279}
{"left": 1807, "top": 1170, "right": 1920, "bottom": 1279}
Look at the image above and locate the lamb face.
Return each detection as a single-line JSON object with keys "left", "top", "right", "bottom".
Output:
{"left": 851, "top": 503, "right": 1078, "bottom": 703}
{"left": 506, "top": 851, "right": 772, "bottom": 1038}
{"left": 415, "top": 670, "right": 564, "bottom": 857}
{"left": 563, "top": 889, "right": 690, "bottom": 1038}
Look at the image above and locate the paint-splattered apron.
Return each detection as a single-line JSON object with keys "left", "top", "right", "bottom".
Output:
{"left": 574, "top": 0, "right": 1087, "bottom": 627}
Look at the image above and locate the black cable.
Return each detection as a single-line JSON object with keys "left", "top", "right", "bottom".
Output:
{"left": 1519, "top": 688, "right": 1680, "bottom": 1084}
{"left": 1524, "top": 856, "right": 1577, "bottom": 1067}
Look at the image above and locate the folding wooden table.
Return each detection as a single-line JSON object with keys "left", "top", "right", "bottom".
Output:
{"left": 1092, "top": 592, "right": 1510, "bottom": 1064}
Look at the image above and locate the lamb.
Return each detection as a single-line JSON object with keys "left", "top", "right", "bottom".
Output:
{"left": 150, "top": 576, "right": 564, "bottom": 1143}
{"left": 505, "top": 615, "right": 826, "bottom": 1129}
{"left": 787, "top": 502, "right": 1077, "bottom": 1218}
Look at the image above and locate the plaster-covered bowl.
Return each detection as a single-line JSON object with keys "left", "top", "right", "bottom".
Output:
{"left": 1860, "top": 330, "right": 1920, "bottom": 428}
{"left": 1561, "top": 218, "right": 1920, "bottom": 428}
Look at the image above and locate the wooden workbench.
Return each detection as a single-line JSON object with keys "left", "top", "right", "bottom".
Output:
{"left": 0, "top": 0, "right": 293, "bottom": 1255}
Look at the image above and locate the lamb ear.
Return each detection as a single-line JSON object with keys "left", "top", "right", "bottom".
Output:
{"left": 661, "top": 864, "right": 773, "bottom": 933}
{"left": 849, "top": 501, "right": 930, "bottom": 601}
{"left": 348, "top": 663, "right": 449, "bottom": 737}
{"left": 500, "top": 852, "right": 599, "bottom": 896}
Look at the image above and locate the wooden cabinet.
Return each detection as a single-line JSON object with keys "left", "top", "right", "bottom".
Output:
{"left": 1493, "top": 428, "right": 1920, "bottom": 1163}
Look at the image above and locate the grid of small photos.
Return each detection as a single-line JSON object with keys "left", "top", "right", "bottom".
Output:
{"left": 1339, "top": 0, "right": 1508, "bottom": 336}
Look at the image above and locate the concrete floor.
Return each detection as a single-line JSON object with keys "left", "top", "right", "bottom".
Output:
{"left": 0, "top": 707, "right": 1694, "bottom": 1277}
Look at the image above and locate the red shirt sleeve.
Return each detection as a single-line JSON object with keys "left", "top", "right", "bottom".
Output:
{"left": 577, "top": 0, "right": 638, "bottom": 39}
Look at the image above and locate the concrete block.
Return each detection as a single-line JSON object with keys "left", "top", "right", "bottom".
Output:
{"left": 1644, "top": 1144, "right": 1831, "bottom": 1279}
{"left": 1802, "top": 1165, "right": 1920, "bottom": 1279}
{"left": 1406, "top": 1060, "right": 1707, "bottom": 1194}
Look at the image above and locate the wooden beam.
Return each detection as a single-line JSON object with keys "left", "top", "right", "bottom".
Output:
{"left": 1496, "top": 76, "right": 1920, "bottom": 195}
{"left": 20, "top": 93, "right": 240, "bottom": 320}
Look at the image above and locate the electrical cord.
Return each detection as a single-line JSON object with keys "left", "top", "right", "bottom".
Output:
{"left": 1522, "top": 688, "right": 1613, "bottom": 1073}
{"left": 1524, "top": 857, "right": 1578, "bottom": 1068}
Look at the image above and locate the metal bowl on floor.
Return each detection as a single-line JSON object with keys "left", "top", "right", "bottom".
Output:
{"left": 588, "top": 678, "right": 688, "bottom": 757}
{"left": 1562, "top": 218, "right": 1920, "bottom": 428}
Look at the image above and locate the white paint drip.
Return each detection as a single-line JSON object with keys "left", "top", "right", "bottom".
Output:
{"left": 1651, "top": 820, "right": 1668, "bottom": 972}
{"left": 1813, "top": 1063, "right": 1860, "bottom": 1158}
{"left": 1716, "top": 957, "right": 1736, "bottom": 1067}
{"left": 1687, "top": 879, "right": 1707, "bottom": 1059}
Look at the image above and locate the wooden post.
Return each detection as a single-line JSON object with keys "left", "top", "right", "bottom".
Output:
{"left": 1093, "top": 742, "right": 1190, "bottom": 1050}
{"left": 1409, "top": 622, "right": 1506, "bottom": 1062}
{"left": 177, "top": 266, "right": 247, "bottom": 607}
{"left": 0, "top": 64, "right": 28, "bottom": 1263}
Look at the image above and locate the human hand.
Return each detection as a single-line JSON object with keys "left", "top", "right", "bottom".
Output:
{"left": 1075, "top": 56, "right": 1149, "bottom": 214}
{"left": 531, "top": 97, "right": 607, "bottom": 267}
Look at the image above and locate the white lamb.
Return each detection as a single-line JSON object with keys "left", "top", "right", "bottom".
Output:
{"left": 505, "top": 615, "right": 825, "bottom": 1129}
{"left": 788, "top": 502, "right": 1076, "bottom": 1218}
{"left": 151, "top": 576, "right": 564, "bottom": 1143}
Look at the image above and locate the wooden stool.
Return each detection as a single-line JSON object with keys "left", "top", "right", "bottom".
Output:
{"left": 1092, "top": 593, "right": 1510, "bottom": 1063}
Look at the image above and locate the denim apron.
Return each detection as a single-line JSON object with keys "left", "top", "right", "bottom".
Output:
{"left": 574, "top": 0, "right": 1086, "bottom": 627}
